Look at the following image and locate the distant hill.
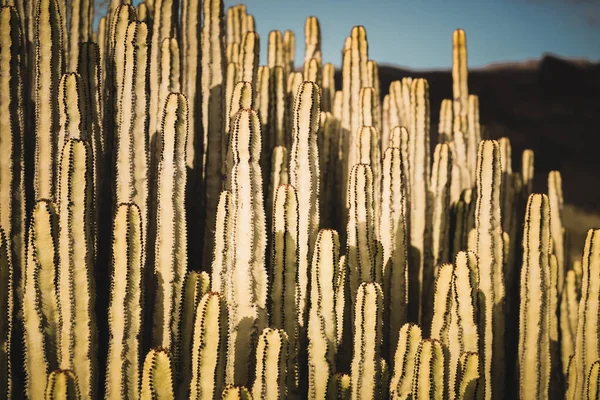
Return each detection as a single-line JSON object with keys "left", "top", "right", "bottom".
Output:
{"left": 336, "top": 54, "right": 600, "bottom": 215}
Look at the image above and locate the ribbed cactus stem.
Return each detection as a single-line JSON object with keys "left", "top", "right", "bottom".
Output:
{"left": 115, "top": 21, "right": 149, "bottom": 242}
{"left": 252, "top": 328, "right": 289, "bottom": 400}
{"left": 179, "top": 271, "right": 211, "bottom": 398}
{"left": 431, "top": 143, "right": 453, "bottom": 271}
{"left": 140, "top": 348, "right": 174, "bottom": 400}
{"left": 518, "top": 193, "right": 551, "bottom": 399}
{"left": 390, "top": 323, "right": 422, "bottom": 398}
{"left": 0, "top": 228, "right": 12, "bottom": 397}
{"left": 411, "top": 339, "right": 445, "bottom": 400}
{"left": 347, "top": 164, "right": 380, "bottom": 304}
{"left": 210, "top": 191, "right": 234, "bottom": 296}
{"left": 329, "top": 373, "right": 351, "bottom": 400}
{"left": 45, "top": 370, "right": 81, "bottom": 400}
{"left": 380, "top": 147, "right": 409, "bottom": 357}
{"left": 571, "top": 229, "right": 600, "bottom": 399}
{"left": 304, "top": 58, "right": 321, "bottom": 83}
{"left": 308, "top": 229, "right": 340, "bottom": 399}
{"left": 548, "top": 171, "right": 564, "bottom": 294}
{"left": 366, "top": 61, "right": 381, "bottom": 133}
{"left": 304, "top": 16, "right": 321, "bottom": 71}
{"left": 587, "top": 361, "right": 600, "bottom": 399}
{"left": 33, "top": 0, "right": 65, "bottom": 201}
{"left": 267, "top": 146, "right": 288, "bottom": 226}
{"left": 269, "top": 66, "right": 287, "bottom": 149}
{"left": 23, "top": 201, "right": 60, "bottom": 399}
{"left": 560, "top": 270, "right": 578, "bottom": 376}
{"left": 267, "top": 30, "right": 283, "bottom": 68}
{"left": 452, "top": 29, "right": 468, "bottom": 119}
{"left": 356, "top": 125, "right": 381, "bottom": 236}
{"left": 222, "top": 385, "right": 252, "bottom": 400}
{"left": 467, "top": 95, "right": 481, "bottom": 181}
{"left": 474, "top": 140, "right": 505, "bottom": 400}
{"left": 67, "top": 0, "right": 92, "bottom": 72}
{"left": 106, "top": 203, "right": 144, "bottom": 400}
{"left": 57, "top": 72, "right": 90, "bottom": 170}
{"left": 322, "top": 63, "right": 335, "bottom": 112}
{"left": 455, "top": 352, "right": 480, "bottom": 400}
{"left": 189, "top": 292, "right": 228, "bottom": 400}
{"left": 318, "top": 113, "right": 340, "bottom": 229}
{"left": 283, "top": 30, "right": 295, "bottom": 76}
{"left": 201, "top": 0, "right": 226, "bottom": 268}
{"left": 0, "top": 6, "right": 24, "bottom": 303}
{"left": 57, "top": 139, "right": 97, "bottom": 399}
{"left": 438, "top": 99, "right": 453, "bottom": 143}
{"left": 289, "top": 81, "right": 321, "bottom": 331}
{"left": 181, "top": 0, "right": 200, "bottom": 169}
{"left": 351, "top": 282, "right": 384, "bottom": 400}
{"left": 521, "top": 149, "right": 535, "bottom": 198}
{"left": 270, "top": 184, "right": 299, "bottom": 395}
{"left": 224, "top": 62, "right": 239, "bottom": 133}
{"left": 226, "top": 108, "right": 267, "bottom": 385}
{"left": 158, "top": 38, "right": 180, "bottom": 126}
{"left": 226, "top": 5, "right": 243, "bottom": 45}
{"left": 239, "top": 31, "right": 259, "bottom": 84}
{"left": 153, "top": 93, "right": 188, "bottom": 358}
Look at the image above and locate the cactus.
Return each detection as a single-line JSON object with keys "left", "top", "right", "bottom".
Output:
{"left": 560, "top": 270, "right": 578, "bottom": 376}
{"left": 140, "top": 348, "right": 175, "bottom": 400}
{"left": 45, "top": 369, "right": 81, "bottom": 400}
{"left": 380, "top": 147, "right": 409, "bottom": 356}
{"left": 266, "top": 146, "right": 288, "bottom": 230}
{"left": 474, "top": 140, "right": 505, "bottom": 399}
{"left": 355, "top": 124, "right": 381, "bottom": 235}
{"left": 411, "top": 339, "right": 446, "bottom": 400}
{"left": 0, "top": 228, "right": 12, "bottom": 397}
{"left": 189, "top": 292, "right": 228, "bottom": 400}
{"left": 33, "top": 0, "right": 65, "bottom": 201}
{"left": 67, "top": 0, "right": 92, "bottom": 72}
{"left": 269, "top": 66, "right": 288, "bottom": 149}
{"left": 452, "top": 29, "right": 468, "bottom": 123}
{"left": 56, "top": 139, "right": 97, "bottom": 399}
{"left": 548, "top": 171, "right": 565, "bottom": 294}
{"left": 308, "top": 229, "right": 340, "bottom": 399}
{"left": 23, "top": 201, "right": 60, "bottom": 399}
{"left": 587, "top": 360, "right": 600, "bottom": 399}
{"left": 570, "top": 229, "right": 600, "bottom": 399}
{"left": 222, "top": 385, "right": 253, "bottom": 400}
{"left": 269, "top": 184, "right": 300, "bottom": 395}
{"left": 351, "top": 282, "right": 384, "bottom": 400}
{"left": 455, "top": 352, "right": 480, "bottom": 400}
{"left": 283, "top": 29, "right": 295, "bottom": 76}
{"left": 239, "top": 31, "right": 259, "bottom": 84}
{"left": 252, "top": 328, "right": 289, "bottom": 400}
{"left": 390, "top": 323, "right": 422, "bottom": 398}
{"left": 304, "top": 16, "right": 322, "bottom": 72}
{"left": 267, "top": 30, "right": 283, "bottom": 68}
{"left": 322, "top": 63, "right": 335, "bottom": 112}
{"left": 211, "top": 191, "right": 234, "bottom": 296}
{"left": 179, "top": 271, "right": 211, "bottom": 398}
{"left": 106, "top": 203, "right": 144, "bottom": 400}
{"left": 521, "top": 149, "right": 535, "bottom": 198}
{"left": 518, "top": 194, "right": 551, "bottom": 399}
{"left": 152, "top": 93, "right": 188, "bottom": 358}
{"left": 438, "top": 99, "right": 453, "bottom": 143}
{"left": 328, "top": 373, "right": 351, "bottom": 400}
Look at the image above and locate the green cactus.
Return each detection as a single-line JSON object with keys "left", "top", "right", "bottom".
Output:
{"left": 0, "top": 227, "right": 12, "bottom": 397}
{"left": 474, "top": 140, "right": 505, "bottom": 400}
{"left": 252, "top": 328, "right": 289, "bottom": 400}
{"left": 179, "top": 271, "right": 211, "bottom": 398}
{"left": 106, "top": 203, "right": 144, "bottom": 400}
{"left": 152, "top": 93, "right": 188, "bottom": 358}
{"left": 380, "top": 147, "right": 409, "bottom": 357}
{"left": 33, "top": 0, "right": 65, "bottom": 201}
{"left": 269, "top": 184, "right": 300, "bottom": 395}
{"left": 570, "top": 229, "right": 600, "bottom": 399}
{"left": 141, "top": 348, "right": 174, "bottom": 400}
{"left": 390, "top": 323, "right": 422, "bottom": 398}
{"left": 189, "top": 292, "right": 228, "bottom": 400}
{"left": 351, "top": 282, "right": 384, "bottom": 400}
{"left": 411, "top": 338, "right": 446, "bottom": 400}
{"left": 0, "top": 5, "right": 25, "bottom": 304}
{"left": 23, "top": 201, "right": 60, "bottom": 399}
{"left": 518, "top": 193, "right": 551, "bottom": 399}
{"left": 57, "top": 138, "right": 97, "bottom": 399}
{"left": 307, "top": 229, "right": 341, "bottom": 399}
{"left": 455, "top": 352, "right": 480, "bottom": 400}
{"left": 45, "top": 369, "right": 81, "bottom": 400}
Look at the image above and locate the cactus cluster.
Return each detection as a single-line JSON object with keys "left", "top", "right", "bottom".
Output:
{"left": 0, "top": 0, "right": 597, "bottom": 398}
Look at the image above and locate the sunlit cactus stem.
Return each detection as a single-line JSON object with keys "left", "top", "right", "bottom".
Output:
{"left": 57, "top": 139, "right": 97, "bottom": 400}
{"left": 518, "top": 194, "right": 551, "bottom": 399}
{"left": 452, "top": 29, "right": 468, "bottom": 120}
{"left": 140, "top": 348, "right": 175, "bottom": 400}
{"left": 390, "top": 323, "right": 422, "bottom": 398}
{"left": 222, "top": 385, "right": 253, "bottom": 400}
{"left": 455, "top": 352, "right": 480, "bottom": 400}
{"left": 67, "top": 0, "right": 93, "bottom": 72}
{"left": 152, "top": 93, "right": 188, "bottom": 360}
{"left": 106, "top": 203, "right": 144, "bottom": 400}
{"left": 252, "top": 328, "right": 290, "bottom": 400}
{"left": 329, "top": 373, "right": 351, "bottom": 400}
{"left": 548, "top": 171, "right": 565, "bottom": 294}
{"left": 351, "top": 282, "right": 384, "bottom": 400}
{"left": 560, "top": 270, "right": 578, "bottom": 376}
{"left": 33, "top": 0, "right": 65, "bottom": 201}
{"left": 189, "top": 292, "right": 228, "bottom": 400}
{"left": 0, "top": 228, "right": 12, "bottom": 398}
{"left": 304, "top": 16, "right": 322, "bottom": 72}
{"left": 411, "top": 338, "right": 446, "bottom": 400}
{"left": 45, "top": 369, "right": 81, "bottom": 400}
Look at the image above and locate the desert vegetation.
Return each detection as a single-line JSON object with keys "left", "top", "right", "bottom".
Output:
{"left": 0, "top": 0, "right": 597, "bottom": 399}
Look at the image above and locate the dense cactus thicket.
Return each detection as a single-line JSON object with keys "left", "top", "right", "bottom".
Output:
{"left": 0, "top": 0, "right": 597, "bottom": 398}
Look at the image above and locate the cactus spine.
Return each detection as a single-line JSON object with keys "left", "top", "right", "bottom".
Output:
{"left": 351, "top": 282, "right": 383, "bottom": 400}
{"left": 67, "top": 0, "right": 92, "bottom": 72}
{"left": 45, "top": 369, "right": 81, "bottom": 400}
{"left": 0, "top": 228, "right": 12, "bottom": 397}
{"left": 518, "top": 194, "right": 551, "bottom": 399}
{"left": 455, "top": 352, "right": 480, "bottom": 399}
{"left": 141, "top": 348, "right": 174, "bottom": 400}
{"left": 390, "top": 323, "right": 422, "bottom": 398}
{"left": 153, "top": 94, "right": 188, "bottom": 356}
{"left": 411, "top": 338, "right": 445, "bottom": 400}
{"left": 474, "top": 140, "right": 505, "bottom": 399}
{"left": 57, "top": 139, "right": 97, "bottom": 399}
{"left": 189, "top": 292, "right": 228, "bottom": 400}
{"left": 222, "top": 385, "right": 253, "bottom": 400}
{"left": 106, "top": 203, "right": 144, "bottom": 399}
{"left": 308, "top": 229, "right": 340, "bottom": 399}
{"left": 571, "top": 229, "right": 600, "bottom": 399}
{"left": 252, "top": 328, "right": 289, "bottom": 400}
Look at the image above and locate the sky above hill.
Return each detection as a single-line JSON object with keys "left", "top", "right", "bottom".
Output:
{"left": 109, "top": 0, "right": 600, "bottom": 69}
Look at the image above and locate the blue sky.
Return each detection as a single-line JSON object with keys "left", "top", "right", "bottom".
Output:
{"left": 117, "top": 0, "right": 600, "bottom": 69}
